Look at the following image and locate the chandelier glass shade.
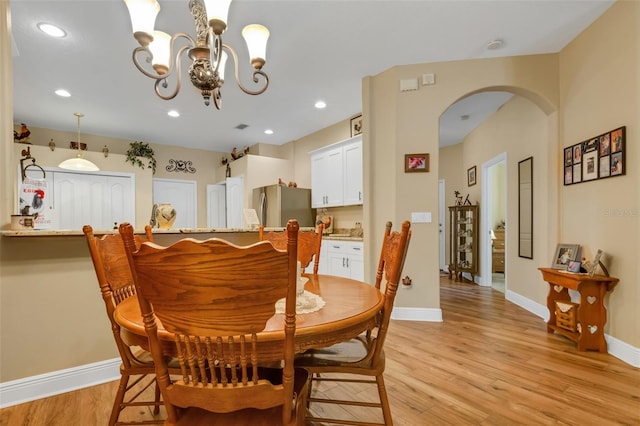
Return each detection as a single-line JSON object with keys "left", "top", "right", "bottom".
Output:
{"left": 123, "top": 0, "right": 270, "bottom": 109}
{"left": 58, "top": 113, "right": 100, "bottom": 172}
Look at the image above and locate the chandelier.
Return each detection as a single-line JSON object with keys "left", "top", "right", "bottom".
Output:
{"left": 123, "top": 0, "right": 269, "bottom": 109}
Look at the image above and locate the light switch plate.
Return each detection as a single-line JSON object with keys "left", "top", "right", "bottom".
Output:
{"left": 411, "top": 212, "right": 432, "bottom": 223}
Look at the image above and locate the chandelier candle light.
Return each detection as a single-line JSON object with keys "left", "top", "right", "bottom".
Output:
{"left": 58, "top": 113, "right": 100, "bottom": 172}
{"left": 123, "top": 0, "right": 270, "bottom": 109}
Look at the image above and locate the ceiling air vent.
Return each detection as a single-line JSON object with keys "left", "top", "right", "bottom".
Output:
{"left": 235, "top": 124, "right": 249, "bottom": 130}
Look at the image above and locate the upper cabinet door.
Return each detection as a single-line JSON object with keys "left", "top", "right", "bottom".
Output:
{"left": 309, "top": 135, "right": 361, "bottom": 208}
{"left": 342, "top": 136, "right": 363, "bottom": 206}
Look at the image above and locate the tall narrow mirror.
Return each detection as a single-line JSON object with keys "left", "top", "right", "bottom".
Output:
{"left": 518, "top": 157, "right": 533, "bottom": 258}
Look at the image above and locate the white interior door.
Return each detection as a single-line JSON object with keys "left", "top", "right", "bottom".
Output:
{"left": 153, "top": 178, "right": 197, "bottom": 228}
{"left": 206, "top": 183, "right": 226, "bottom": 228}
{"left": 225, "top": 176, "right": 244, "bottom": 228}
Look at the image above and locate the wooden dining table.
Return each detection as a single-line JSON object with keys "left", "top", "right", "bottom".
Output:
{"left": 114, "top": 274, "right": 384, "bottom": 360}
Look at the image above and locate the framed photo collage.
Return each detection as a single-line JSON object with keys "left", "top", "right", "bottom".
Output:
{"left": 564, "top": 126, "right": 626, "bottom": 186}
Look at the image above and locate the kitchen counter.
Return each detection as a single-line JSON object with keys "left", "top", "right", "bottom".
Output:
{"left": 0, "top": 226, "right": 320, "bottom": 237}
{"left": 323, "top": 234, "right": 364, "bottom": 241}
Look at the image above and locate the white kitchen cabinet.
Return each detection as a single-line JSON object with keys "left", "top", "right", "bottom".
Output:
{"left": 325, "top": 240, "right": 364, "bottom": 281}
{"left": 310, "top": 146, "right": 343, "bottom": 208}
{"left": 342, "top": 139, "right": 363, "bottom": 206}
{"left": 309, "top": 135, "right": 362, "bottom": 208}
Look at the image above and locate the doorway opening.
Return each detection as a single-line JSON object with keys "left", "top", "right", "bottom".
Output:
{"left": 481, "top": 154, "right": 507, "bottom": 293}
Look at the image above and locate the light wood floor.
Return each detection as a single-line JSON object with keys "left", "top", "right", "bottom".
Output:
{"left": 2, "top": 277, "right": 638, "bottom": 425}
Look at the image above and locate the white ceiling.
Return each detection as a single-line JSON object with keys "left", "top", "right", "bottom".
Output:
{"left": 10, "top": 0, "right": 614, "bottom": 153}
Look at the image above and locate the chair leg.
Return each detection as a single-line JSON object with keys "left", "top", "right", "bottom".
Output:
{"left": 375, "top": 374, "right": 393, "bottom": 426}
{"left": 153, "top": 380, "right": 161, "bottom": 415}
{"left": 110, "top": 374, "right": 129, "bottom": 426}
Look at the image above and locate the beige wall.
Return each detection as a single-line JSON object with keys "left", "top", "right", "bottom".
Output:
{"left": 558, "top": 1, "right": 639, "bottom": 346}
{"left": 457, "top": 95, "right": 551, "bottom": 303}
{"left": 365, "top": 54, "right": 559, "bottom": 311}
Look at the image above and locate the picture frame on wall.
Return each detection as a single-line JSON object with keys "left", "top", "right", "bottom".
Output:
{"left": 350, "top": 115, "right": 362, "bottom": 137}
{"left": 551, "top": 243, "right": 580, "bottom": 269}
{"left": 582, "top": 150, "right": 598, "bottom": 181}
{"left": 404, "top": 153, "right": 429, "bottom": 173}
{"left": 563, "top": 126, "right": 625, "bottom": 185}
{"left": 467, "top": 165, "right": 477, "bottom": 186}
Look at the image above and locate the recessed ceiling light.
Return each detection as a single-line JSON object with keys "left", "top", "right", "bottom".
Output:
{"left": 38, "top": 23, "right": 66, "bottom": 38}
{"left": 486, "top": 39, "right": 504, "bottom": 50}
{"left": 55, "top": 89, "right": 71, "bottom": 97}
{"left": 264, "top": 129, "right": 274, "bottom": 135}
{"left": 314, "top": 101, "right": 327, "bottom": 109}
{"left": 167, "top": 110, "right": 180, "bottom": 118}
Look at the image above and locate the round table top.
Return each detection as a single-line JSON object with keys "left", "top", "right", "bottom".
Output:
{"left": 114, "top": 274, "right": 384, "bottom": 353}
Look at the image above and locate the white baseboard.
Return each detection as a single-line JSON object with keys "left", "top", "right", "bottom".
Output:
{"left": 0, "top": 358, "right": 120, "bottom": 408}
{"left": 505, "top": 289, "right": 639, "bottom": 367}
{"left": 392, "top": 307, "right": 443, "bottom": 322}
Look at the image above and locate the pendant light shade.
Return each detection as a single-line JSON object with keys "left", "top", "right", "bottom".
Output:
{"left": 58, "top": 113, "right": 99, "bottom": 172}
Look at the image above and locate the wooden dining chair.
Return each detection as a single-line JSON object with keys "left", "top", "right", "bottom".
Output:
{"left": 259, "top": 223, "right": 324, "bottom": 274}
{"left": 119, "top": 219, "right": 309, "bottom": 426}
{"left": 295, "top": 220, "right": 411, "bottom": 426}
{"left": 83, "top": 224, "right": 168, "bottom": 426}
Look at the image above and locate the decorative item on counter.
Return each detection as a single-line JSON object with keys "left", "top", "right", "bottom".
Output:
{"left": 154, "top": 203, "right": 177, "bottom": 229}
{"left": 10, "top": 214, "right": 35, "bottom": 230}
{"left": 102, "top": 145, "right": 109, "bottom": 157}
{"left": 13, "top": 123, "right": 31, "bottom": 143}
{"left": 401, "top": 276, "right": 412, "bottom": 286}
{"left": 287, "top": 181, "right": 297, "bottom": 187}
{"left": 221, "top": 157, "right": 229, "bottom": 166}
{"left": 315, "top": 215, "right": 333, "bottom": 234}
{"left": 277, "top": 178, "right": 286, "bottom": 186}
{"left": 48, "top": 139, "right": 56, "bottom": 151}
{"left": 125, "top": 141, "right": 157, "bottom": 174}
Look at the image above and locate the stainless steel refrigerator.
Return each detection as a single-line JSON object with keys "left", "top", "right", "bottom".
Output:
{"left": 252, "top": 185, "right": 315, "bottom": 227}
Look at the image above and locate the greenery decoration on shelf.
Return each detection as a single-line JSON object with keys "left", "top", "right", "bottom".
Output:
{"left": 126, "top": 141, "right": 157, "bottom": 174}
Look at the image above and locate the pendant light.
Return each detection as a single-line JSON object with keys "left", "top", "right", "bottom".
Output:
{"left": 58, "top": 112, "right": 100, "bottom": 172}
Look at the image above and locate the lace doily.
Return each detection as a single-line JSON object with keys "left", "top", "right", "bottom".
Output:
{"left": 275, "top": 291, "right": 325, "bottom": 314}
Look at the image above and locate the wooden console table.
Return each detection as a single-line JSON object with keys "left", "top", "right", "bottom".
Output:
{"left": 539, "top": 267, "right": 618, "bottom": 352}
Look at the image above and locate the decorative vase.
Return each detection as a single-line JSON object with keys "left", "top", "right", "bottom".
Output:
{"left": 155, "top": 203, "right": 177, "bottom": 229}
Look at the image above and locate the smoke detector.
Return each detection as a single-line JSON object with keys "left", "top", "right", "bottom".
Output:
{"left": 487, "top": 39, "right": 504, "bottom": 50}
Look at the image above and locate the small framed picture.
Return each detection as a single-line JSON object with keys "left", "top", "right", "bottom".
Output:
{"left": 567, "top": 260, "right": 582, "bottom": 273}
{"left": 564, "top": 147, "right": 573, "bottom": 166}
{"left": 350, "top": 114, "right": 362, "bottom": 137}
{"left": 572, "top": 143, "right": 582, "bottom": 163}
{"left": 611, "top": 151, "right": 623, "bottom": 175}
{"left": 599, "top": 155, "right": 610, "bottom": 178}
{"left": 467, "top": 165, "right": 477, "bottom": 186}
{"left": 572, "top": 164, "right": 581, "bottom": 183}
{"left": 582, "top": 150, "right": 598, "bottom": 181}
{"left": 404, "top": 153, "right": 429, "bottom": 173}
{"left": 552, "top": 243, "right": 580, "bottom": 269}
{"left": 564, "top": 166, "right": 573, "bottom": 185}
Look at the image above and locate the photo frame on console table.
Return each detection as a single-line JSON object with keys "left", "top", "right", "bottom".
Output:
{"left": 563, "top": 126, "right": 625, "bottom": 185}
{"left": 551, "top": 243, "right": 580, "bottom": 269}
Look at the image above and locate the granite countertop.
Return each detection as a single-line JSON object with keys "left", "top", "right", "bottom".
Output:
{"left": 0, "top": 227, "right": 260, "bottom": 237}
{"left": 0, "top": 226, "right": 329, "bottom": 237}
